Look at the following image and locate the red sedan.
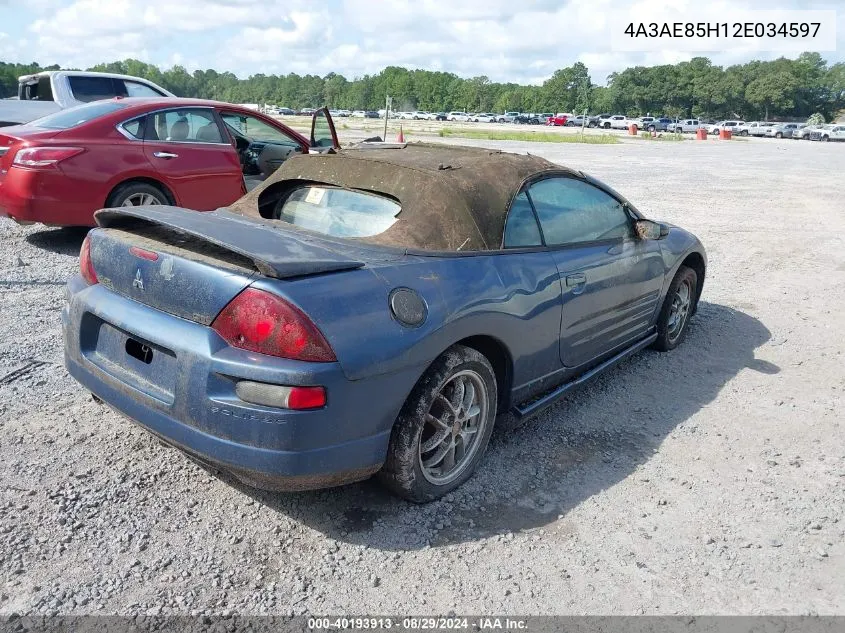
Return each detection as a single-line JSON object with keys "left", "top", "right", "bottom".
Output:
{"left": 546, "top": 113, "right": 569, "bottom": 126}
{"left": 0, "top": 98, "right": 338, "bottom": 226}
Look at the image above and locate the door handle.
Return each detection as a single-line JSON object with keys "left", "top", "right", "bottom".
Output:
{"left": 565, "top": 273, "right": 586, "bottom": 286}
{"left": 152, "top": 151, "right": 178, "bottom": 159}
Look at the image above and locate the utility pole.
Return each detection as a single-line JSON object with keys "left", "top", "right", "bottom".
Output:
{"left": 383, "top": 95, "right": 392, "bottom": 141}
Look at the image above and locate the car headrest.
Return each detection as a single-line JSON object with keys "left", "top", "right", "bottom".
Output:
{"left": 169, "top": 118, "right": 189, "bottom": 141}
{"left": 196, "top": 123, "right": 222, "bottom": 143}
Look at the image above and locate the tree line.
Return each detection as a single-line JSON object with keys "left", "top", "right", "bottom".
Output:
{"left": 2, "top": 53, "right": 843, "bottom": 121}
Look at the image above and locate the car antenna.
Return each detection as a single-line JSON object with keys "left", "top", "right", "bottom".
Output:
{"left": 456, "top": 238, "right": 470, "bottom": 251}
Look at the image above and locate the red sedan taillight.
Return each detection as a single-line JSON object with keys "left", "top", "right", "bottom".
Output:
{"left": 211, "top": 288, "right": 336, "bottom": 362}
{"left": 13, "top": 146, "right": 84, "bottom": 169}
{"left": 79, "top": 235, "right": 98, "bottom": 285}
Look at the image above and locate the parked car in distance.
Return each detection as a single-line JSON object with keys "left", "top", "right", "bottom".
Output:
{"left": 364, "top": 111, "right": 380, "bottom": 119}
{"left": 735, "top": 121, "right": 771, "bottom": 136}
{"left": 810, "top": 124, "right": 845, "bottom": 141}
{"left": 471, "top": 113, "right": 498, "bottom": 123}
{"left": 497, "top": 112, "right": 521, "bottom": 123}
{"left": 513, "top": 113, "right": 541, "bottom": 125}
{"left": 63, "top": 142, "right": 706, "bottom": 502}
{"left": 0, "top": 99, "right": 339, "bottom": 226}
{"left": 598, "top": 115, "right": 628, "bottom": 130}
{"left": 0, "top": 70, "right": 176, "bottom": 128}
{"left": 764, "top": 123, "right": 802, "bottom": 138}
{"left": 673, "top": 119, "right": 705, "bottom": 133}
{"left": 448, "top": 111, "right": 470, "bottom": 122}
{"left": 793, "top": 124, "right": 820, "bottom": 140}
{"left": 277, "top": 107, "right": 295, "bottom": 116}
{"left": 546, "top": 113, "right": 569, "bottom": 126}
{"left": 749, "top": 122, "right": 775, "bottom": 137}
{"left": 350, "top": 110, "right": 366, "bottom": 118}
{"left": 641, "top": 117, "right": 673, "bottom": 132}
{"left": 708, "top": 120, "right": 744, "bottom": 135}
{"left": 432, "top": 112, "right": 448, "bottom": 121}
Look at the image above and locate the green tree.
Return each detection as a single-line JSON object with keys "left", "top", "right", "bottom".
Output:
{"left": 745, "top": 71, "right": 799, "bottom": 120}
{"left": 2, "top": 54, "right": 844, "bottom": 120}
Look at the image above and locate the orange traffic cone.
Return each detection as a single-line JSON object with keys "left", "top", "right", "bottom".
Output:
{"left": 397, "top": 125, "right": 405, "bottom": 143}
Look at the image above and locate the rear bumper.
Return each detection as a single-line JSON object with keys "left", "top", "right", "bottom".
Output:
{"left": 0, "top": 167, "right": 96, "bottom": 226}
{"left": 0, "top": 168, "right": 35, "bottom": 221}
{"left": 62, "top": 276, "right": 419, "bottom": 491}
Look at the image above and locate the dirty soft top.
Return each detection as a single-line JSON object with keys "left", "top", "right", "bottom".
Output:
{"left": 227, "top": 143, "right": 567, "bottom": 252}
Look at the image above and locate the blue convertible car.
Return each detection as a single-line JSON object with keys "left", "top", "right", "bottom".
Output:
{"left": 63, "top": 142, "right": 706, "bottom": 502}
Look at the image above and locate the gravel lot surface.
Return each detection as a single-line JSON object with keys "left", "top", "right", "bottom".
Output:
{"left": 1, "top": 132, "right": 843, "bottom": 617}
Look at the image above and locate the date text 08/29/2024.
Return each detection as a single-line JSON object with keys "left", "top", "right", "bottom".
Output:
{"left": 307, "top": 617, "right": 527, "bottom": 630}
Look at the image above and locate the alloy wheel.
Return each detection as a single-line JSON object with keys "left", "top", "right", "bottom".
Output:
{"left": 418, "top": 369, "right": 489, "bottom": 485}
{"left": 667, "top": 279, "right": 692, "bottom": 343}
{"left": 122, "top": 193, "right": 163, "bottom": 206}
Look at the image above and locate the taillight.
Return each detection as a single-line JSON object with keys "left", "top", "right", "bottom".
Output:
{"left": 13, "top": 146, "right": 84, "bottom": 169}
{"left": 235, "top": 381, "right": 326, "bottom": 410}
{"left": 211, "top": 288, "right": 336, "bottom": 362}
{"left": 79, "top": 235, "right": 98, "bottom": 285}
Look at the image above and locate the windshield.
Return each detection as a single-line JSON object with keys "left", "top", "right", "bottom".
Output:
{"left": 27, "top": 101, "right": 126, "bottom": 130}
{"left": 276, "top": 185, "right": 401, "bottom": 238}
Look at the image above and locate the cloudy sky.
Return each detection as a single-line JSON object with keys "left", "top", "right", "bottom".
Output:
{"left": 0, "top": 0, "right": 842, "bottom": 85}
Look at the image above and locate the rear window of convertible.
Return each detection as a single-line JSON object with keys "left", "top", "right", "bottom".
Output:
{"left": 276, "top": 186, "right": 400, "bottom": 238}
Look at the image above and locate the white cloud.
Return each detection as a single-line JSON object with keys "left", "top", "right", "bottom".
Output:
{"left": 2, "top": 0, "right": 844, "bottom": 85}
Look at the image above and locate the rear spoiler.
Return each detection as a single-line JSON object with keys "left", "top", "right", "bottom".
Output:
{"left": 95, "top": 206, "right": 367, "bottom": 279}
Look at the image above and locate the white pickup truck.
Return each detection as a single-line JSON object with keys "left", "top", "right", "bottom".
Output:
{"left": 734, "top": 121, "right": 774, "bottom": 137}
{"left": 597, "top": 115, "right": 629, "bottom": 130}
{"left": 0, "top": 70, "right": 175, "bottom": 127}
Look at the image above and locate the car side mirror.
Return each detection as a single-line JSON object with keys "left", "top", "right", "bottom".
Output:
{"left": 634, "top": 219, "right": 669, "bottom": 240}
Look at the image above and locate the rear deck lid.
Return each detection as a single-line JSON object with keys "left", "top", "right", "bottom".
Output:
{"left": 0, "top": 127, "right": 62, "bottom": 169}
{"left": 95, "top": 206, "right": 399, "bottom": 279}
{"left": 89, "top": 206, "right": 402, "bottom": 325}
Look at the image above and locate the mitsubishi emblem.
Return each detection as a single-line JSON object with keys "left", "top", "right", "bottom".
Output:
{"left": 133, "top": 269, "right": 145, "bottom": 291}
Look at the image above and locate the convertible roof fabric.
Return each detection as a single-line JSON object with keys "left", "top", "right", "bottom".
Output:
{"left": 227, "top": 142, "right": 573, "bottom": 251}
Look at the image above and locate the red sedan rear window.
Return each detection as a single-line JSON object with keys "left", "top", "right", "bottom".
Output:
{"left": 28, "top": 101, "right": 127, "bottom": 130}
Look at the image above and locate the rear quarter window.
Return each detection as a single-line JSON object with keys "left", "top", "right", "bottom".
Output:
{"left": 123, "top": 80, "right": 165, "bottom": 98}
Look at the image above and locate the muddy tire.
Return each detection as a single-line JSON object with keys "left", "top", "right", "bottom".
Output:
{"left": 379, "top": 345, "right": 497, "bottom": 503}
{"left": 653, "top": 266, "right": 698, "bottom": 352}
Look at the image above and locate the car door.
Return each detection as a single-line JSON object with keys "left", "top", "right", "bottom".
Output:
{"left": 310, "top": 107, "right": 340, "bottom": 150}
{"left": 218, "top": 108, "right": 309, "bottom": 190}
{"left": 143, "top": 107, "right": 243, "bottom": 210}
{"left": 524, "top": 175, "right": 666, "bottom": 368}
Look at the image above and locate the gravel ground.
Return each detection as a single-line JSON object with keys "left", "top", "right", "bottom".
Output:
{"left": 1, "top": 133, "right": 843, "bottom": 617}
